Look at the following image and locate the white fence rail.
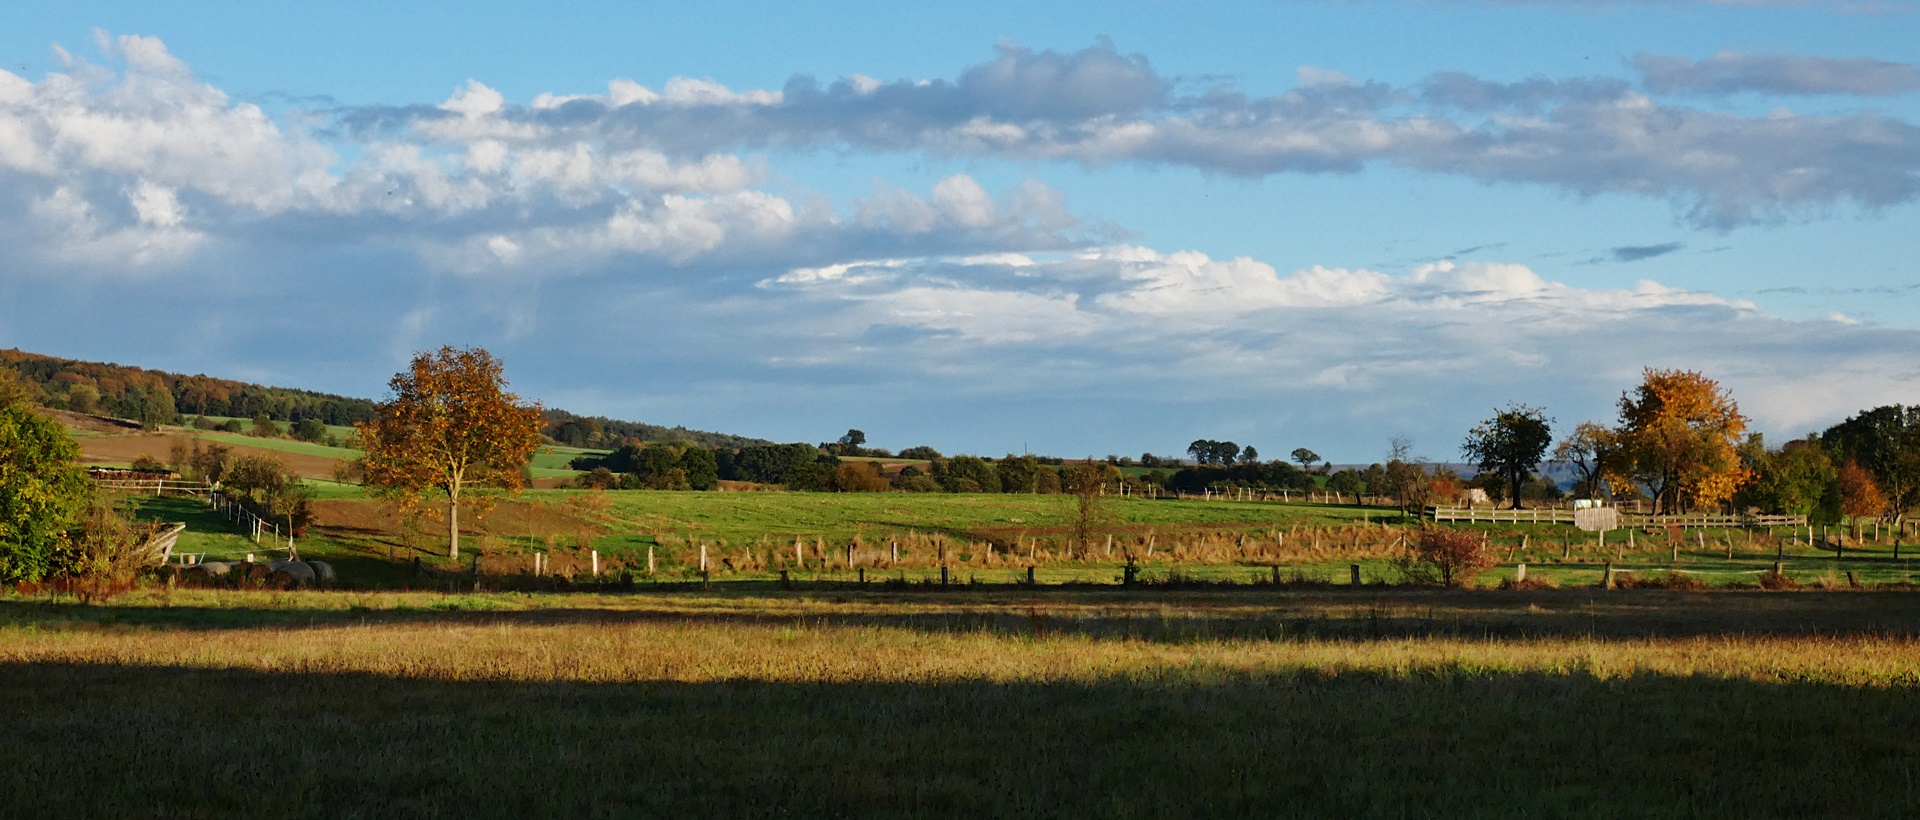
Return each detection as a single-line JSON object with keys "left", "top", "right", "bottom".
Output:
{"left": 92, "top": 478, "right": 214, "bottom": 496}
{"left": 1426, "top": 506, "right": 1807, "bottom": 528}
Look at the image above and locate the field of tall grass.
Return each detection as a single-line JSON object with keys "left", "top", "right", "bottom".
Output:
{"left": 2, "top": 587, "right": 1917, "bottom": 817}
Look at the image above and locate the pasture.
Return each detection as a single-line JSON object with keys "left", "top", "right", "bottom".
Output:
{"left": 123, "top": 485, "right": 1920, "bottom": 592}
{"left": 1, "top": 587, "right": 1917, "bottom": 817}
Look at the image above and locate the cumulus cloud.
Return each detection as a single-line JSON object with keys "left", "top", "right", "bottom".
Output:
{"left": 323, "top": 41, "right": 1920, "bottom": 228}
{"left": 1, "top": 32, "right": 1914, "bottom": 458}
{"left": 0, "top": 36, "right": 1094, "bottom": 280}
{"left": 733, "top": 245, "right": 1910, "bottom": 454}
{"left": 1636, "top": 52, "right": 1920, "bottom": 96}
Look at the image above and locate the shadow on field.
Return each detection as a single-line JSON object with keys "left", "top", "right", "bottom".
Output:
{"left": 10, "top": 588, "right": 1920, "bottom": 642}
{"left": 3, "top": 660, "right": 1917, "bottom": 818}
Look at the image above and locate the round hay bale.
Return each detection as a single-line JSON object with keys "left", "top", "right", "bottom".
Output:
{"left": 267, "top": 561, "right": 315, "bottom": 590}
{"left": 242, "top": 561, "right": 276, "bottom": 583}
{"left": 187, "top": 561, "right": 231, "bottom": 585}
{"left": 305, "top": 560, "right": 338, "bottom": 586}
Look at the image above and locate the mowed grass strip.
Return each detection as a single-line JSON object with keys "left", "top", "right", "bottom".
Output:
{"left": 2, "top": 588, "right": 1919, "bottom": 817}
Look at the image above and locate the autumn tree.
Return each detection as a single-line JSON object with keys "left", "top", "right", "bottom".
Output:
{"left": 1614, "top": 369, "right": 1750, "bottom": 514}
{"left": 1837, "top": 459, "right": 1888, "bottom": 537}
{"left": 1461, "top": 404, "right": 1553, "bottom": 510}
{"left": 1822, "top": 405, "right": 1920, "bottom": 526}
{"left": 357, "top": 347, "right": 543, "bottom": 559}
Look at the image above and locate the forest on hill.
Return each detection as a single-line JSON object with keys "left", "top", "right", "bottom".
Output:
{"left": 0, "top": 349, "right": 767, "bottom": 450}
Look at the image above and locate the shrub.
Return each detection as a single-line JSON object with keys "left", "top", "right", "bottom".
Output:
{"left": 1616, "top": 571, "right": 1707, "bottom": 591}
{"left": 0, "top": 375, "right": 92, "bottom": 583}
{"left": 1392, "top": 527, "right": 1495, "bottom": 587}
{"left": 291, "top": 417, "right": 328, "bottom": 443}
{"left": 830, "top": 462, "right": 890, "bottom": 492}
{"left": 130, "top": 455, "right": 170, "bottom": 474}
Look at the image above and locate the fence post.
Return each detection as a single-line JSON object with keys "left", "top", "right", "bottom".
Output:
{"left": 1027, "top": 566, "right": 1036, "bottom": 585}
{"left": 647, "top": 545, "right": 656, "bottom": 575}
{"left": 1350, "top": 564, "right": 1361, "bottom": 586}
{"left": 1515, "top": 563, "right": 1527, "bottom": 584}
{"left": 1602, "top": 561, "right": 1615, "bottom": 590}
{"left": 591, "top": 550, "right": 600, "bottom": 577}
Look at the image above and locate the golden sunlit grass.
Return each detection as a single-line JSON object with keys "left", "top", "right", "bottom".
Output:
{"left": 5, "top": 588, "right": 1919, "bottom": 817}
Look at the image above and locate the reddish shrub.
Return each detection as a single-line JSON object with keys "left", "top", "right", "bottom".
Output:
{"left": 1394, "top": 527, "right": 1495, "bottom": 587}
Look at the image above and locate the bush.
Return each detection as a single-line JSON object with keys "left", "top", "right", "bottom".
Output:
{"left": 0, "top": 375, "right": 92, "bottom": 583}
{"left": 1616, "top": 571, "right": 1708, "bottom": 591}
{"left": 1392, "top": 527, "right": 1495, "bottom": 587}
{"left": 292, "top": 417, "right": 328, "bottom": 443}
{"left": 580, "top": 467, "right": 619, "bottom": 490}
{"left": 130, "top": 455, "right": 170, "bottom": 474}
{"left": 830, "top": 462, "right": 890, "bottom": 492}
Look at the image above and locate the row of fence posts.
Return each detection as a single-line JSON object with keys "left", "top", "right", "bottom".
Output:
{"left": 208, "top": 491, "right": 292, "bottom": 553}
{"left": 477, "top": 517, "right": 1912, "bottom": 588}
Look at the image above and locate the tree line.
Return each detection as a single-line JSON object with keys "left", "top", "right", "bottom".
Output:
{"left": 1452, "top": 369, "right": 1918, "bottom": 526}
{"left": 1, "top": 348, "right": 376, "bottom": 428}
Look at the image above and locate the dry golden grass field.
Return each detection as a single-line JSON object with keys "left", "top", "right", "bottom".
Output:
{"left": 3, "top": 586, "right": 1918, "bottom": 817}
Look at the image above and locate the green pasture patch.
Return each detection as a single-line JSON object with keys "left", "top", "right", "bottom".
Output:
{"left": 189, "top": 429, "right": 361, "bottom": 460}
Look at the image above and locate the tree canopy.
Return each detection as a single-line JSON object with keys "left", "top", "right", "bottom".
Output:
{"left": 0, "top": 374, "right": 92, "bottom": 582}
{"left": 1614, "top": 369, "right": 1749, "bottom": 514}
{"left": 1823, "top": 405, "right": 1920, "bottom": 526}
{"left": 1461, "top": 404, "right": 1553, "bottom": 510}
{"left": 357, "top": 347, "right": 543, "bottom": 559}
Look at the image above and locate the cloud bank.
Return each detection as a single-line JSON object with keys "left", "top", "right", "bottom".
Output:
{"left": 1, "top": 33, "right": 1916, "bottom": 457}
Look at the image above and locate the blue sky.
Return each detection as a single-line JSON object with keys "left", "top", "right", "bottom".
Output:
{"left": 3, "top": 0, "right": 1918, "bottom": 462}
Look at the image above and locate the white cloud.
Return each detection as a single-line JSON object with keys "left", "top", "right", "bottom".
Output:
{"left": 441, "top": 79, "right": 506, "bottom": 118}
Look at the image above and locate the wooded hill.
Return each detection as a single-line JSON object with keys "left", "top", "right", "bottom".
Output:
{"left": 0, "top": 348, "right": 770, "bottom": 449}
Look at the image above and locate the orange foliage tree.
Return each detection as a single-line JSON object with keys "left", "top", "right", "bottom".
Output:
{"left": 357, "top": 347, "right": 543, "bottom": 559}
{"left": 1837, "top": 459, "right": 1888, "bottom": 535}
{"left": 1613, "top": 369, "right": 1751, "bottom": 514}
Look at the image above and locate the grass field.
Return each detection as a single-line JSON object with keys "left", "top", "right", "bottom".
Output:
{"left": 2, "top": 587, "right": 1917, "bottom": 817}
{"left": 121, "top": 488, "right": 1920, "bottom": 592}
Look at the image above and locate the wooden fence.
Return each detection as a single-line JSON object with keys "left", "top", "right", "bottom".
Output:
{"left": 1426, "top": 506, "right": 1806, "bottom": 528}
{"left": 92, "top": 478, "right": 214, "bottom": 496}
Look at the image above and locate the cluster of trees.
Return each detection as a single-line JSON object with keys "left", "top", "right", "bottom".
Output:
{"left": 1452, "top": 369, "right": 1918, "bottom": 525}
{"left": 1186, "top": 439, "right": 1255, "bottom": 466}
{"left": 2, "top": 348, "right": 376, "bottom": 428}
{"left": 543, "top": 409, "right": 769, "bottom": 450}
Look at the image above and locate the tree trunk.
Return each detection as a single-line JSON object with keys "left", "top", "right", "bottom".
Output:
{"left": 448, "top": 488, "right": 461, "bottom": 560}
{"left": 1510, "top": 473, "right": 1523, "bottom": 511}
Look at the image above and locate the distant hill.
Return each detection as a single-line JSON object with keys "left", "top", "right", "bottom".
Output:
{"left": 0, "top": 348, "right": 771, "bottom": 450}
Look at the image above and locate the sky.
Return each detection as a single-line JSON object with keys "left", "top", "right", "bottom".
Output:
{"left": 3, "top": 0, "right": 1918, "bottom": 463}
